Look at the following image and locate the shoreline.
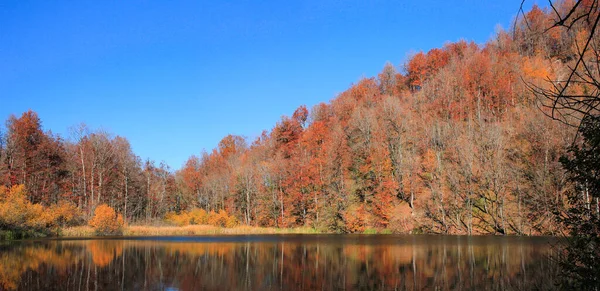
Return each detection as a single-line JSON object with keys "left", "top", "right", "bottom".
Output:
{"left": 60, "top": 225, "right": 321, "bottom": 238}
{"left": 58, "top": 225, "right": 560, "bottom": 238}
{"left": 2, "top": 225, "right": 564, "bottom": 240}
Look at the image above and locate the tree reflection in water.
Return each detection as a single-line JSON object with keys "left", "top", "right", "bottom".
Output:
{"left": 0, "top": 235, "right": 558, "bottom": 290}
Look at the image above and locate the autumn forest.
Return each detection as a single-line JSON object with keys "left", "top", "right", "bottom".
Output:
{"left": 2, "top": 2, "right": 597, "bottom": 237}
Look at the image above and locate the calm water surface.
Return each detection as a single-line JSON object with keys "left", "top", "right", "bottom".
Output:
{"left": 0, "top": 235, "right": 559, "bottom": 290}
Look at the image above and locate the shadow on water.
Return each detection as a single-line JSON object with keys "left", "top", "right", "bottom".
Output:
{"left": 0, "top": 235, "right": 559, "bottom": 290}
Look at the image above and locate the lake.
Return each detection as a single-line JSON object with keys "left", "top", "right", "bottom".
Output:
{"left": 0, "top": 235, "right": 559, "bottom": 290}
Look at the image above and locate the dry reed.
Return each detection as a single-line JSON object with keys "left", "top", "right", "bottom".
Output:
{"left": 61, "top": 225, "right": 318, "bottom": 237}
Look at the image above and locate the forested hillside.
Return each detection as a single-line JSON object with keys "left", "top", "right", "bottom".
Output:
{"left": 1, "top": 2, "right": 591, "bottom": 235}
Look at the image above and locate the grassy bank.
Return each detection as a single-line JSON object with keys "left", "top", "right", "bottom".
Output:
{"left": 0, "top": 229, "right": 53, "bottom": 240}
{"left": 61, "top": 225, "right": 320, "bottom": 237}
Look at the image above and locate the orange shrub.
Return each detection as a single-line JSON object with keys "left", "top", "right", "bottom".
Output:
{"left": 344, "top": 204, "right": 367, "bottom": 233}
{"left": 49, "top": 200, "right": 83, "bottom": 227}
{"left": 165, "top": 211, "right": 191, "bottom": 226}
{"left": 225, "top": 214, "right": 239, "bottom": 228}
{"left": 0, "top": 185, "right": 53, "bottom": 233}
{"left": 88, "top": 204, "right": 124, "bottom": 235}
{"left": 165, "top": 208, "right": 238, "bottom": 228}
{"left": 207, "top": 210, "right": 227, "bottom": 227}
{"left": 189, "top": 208, "right": 208, "bottom": 224}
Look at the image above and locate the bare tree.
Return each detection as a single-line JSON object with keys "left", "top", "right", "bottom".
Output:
{"left": 69, "top": 123, "right": 89, "bottom": 211}
{"left": 523, "top": 0, "right": 600, "bottom": 128}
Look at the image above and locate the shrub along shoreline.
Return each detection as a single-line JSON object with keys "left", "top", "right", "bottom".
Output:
{"left": 0, "top": 185, "right": 322, "bottom": 239}
{"left": 0, "top": 185, "right": 81, "bottom": 240}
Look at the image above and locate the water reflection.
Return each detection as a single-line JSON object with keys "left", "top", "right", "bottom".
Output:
{"left": 0, "top": 235, "right": 558, "bottom": 290}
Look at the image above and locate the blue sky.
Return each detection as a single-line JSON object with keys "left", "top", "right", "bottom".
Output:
{"left": 1, "top": 1, "right": 543, "bottom": 169}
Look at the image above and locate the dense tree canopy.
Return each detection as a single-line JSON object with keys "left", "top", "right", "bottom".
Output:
{"left": 1, "top": 0, "right": 594, "bottom": 236}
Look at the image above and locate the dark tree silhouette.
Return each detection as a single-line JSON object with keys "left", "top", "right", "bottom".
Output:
{"left": 522, "top": 1, "right": 600, "bottom": 289}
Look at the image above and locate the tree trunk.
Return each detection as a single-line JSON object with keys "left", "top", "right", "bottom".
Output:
{"left": 124, "top": 174, "right": 128, "bottom": 222}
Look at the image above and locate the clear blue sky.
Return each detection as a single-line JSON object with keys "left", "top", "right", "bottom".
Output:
{"left": 1, "top": 1, "right": 543, "bottom": 170}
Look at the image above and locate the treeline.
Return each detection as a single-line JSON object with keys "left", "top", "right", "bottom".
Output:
{"left": 0, "top": 2, "right": 591, "bottom": 234}
{"left": 0, "top": 114, "right": 178, "bottom": 224}
{"left": 175, "top": 3, "right": 580, "bottom": 234}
